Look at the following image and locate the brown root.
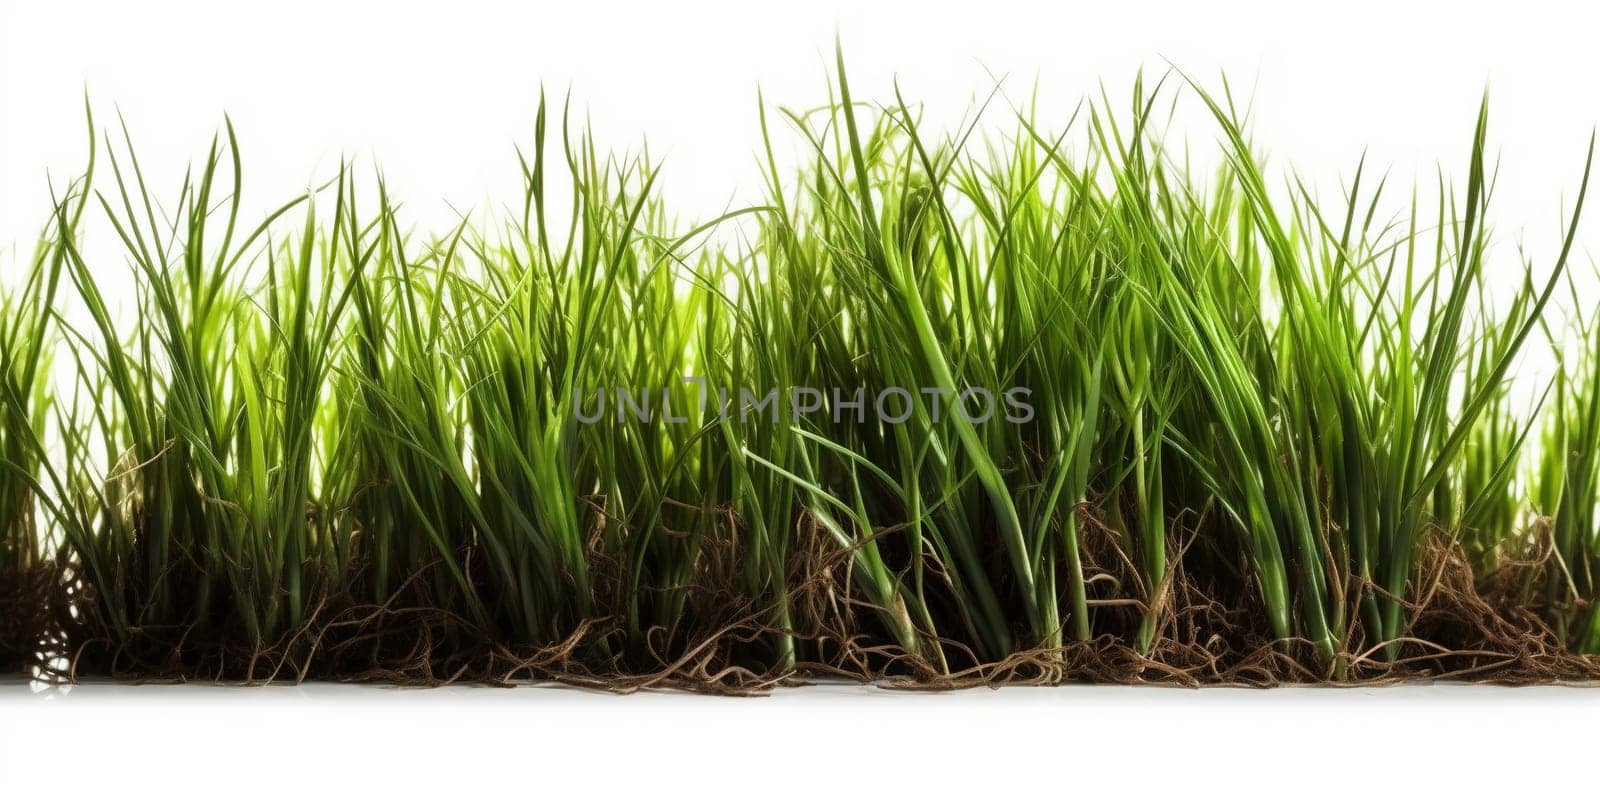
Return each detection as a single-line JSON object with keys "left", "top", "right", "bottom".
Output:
{"left": 33, "top": 522, "right": 1600, "bottom": 691}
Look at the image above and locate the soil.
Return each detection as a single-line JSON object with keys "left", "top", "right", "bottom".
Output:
{"left": 0, "top": 563, "right": 53, "bottom": 675}
{"left": 13, "top": 526, "right": 1597, "bottom": 692}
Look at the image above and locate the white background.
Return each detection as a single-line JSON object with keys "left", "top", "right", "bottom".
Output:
{"left": 6, "top": 682, "right": 1600, "bottom": 798}
{"left": 4, "top": 0, "right": 1600, "bottom": 795}
{"left": 6, "top": 0, "right": 1600, "bottom": 266}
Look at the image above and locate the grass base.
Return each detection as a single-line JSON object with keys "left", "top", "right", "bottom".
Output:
{"left": 0, "top": 564, "right": 53, "bottom": 675}
{"left": 29, "top": 531, "right": 1600, "bottom": 691}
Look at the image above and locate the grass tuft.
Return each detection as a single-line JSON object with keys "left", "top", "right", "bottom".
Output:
{"left": 2, "top": 57, "right": 1599, "bottom": 685}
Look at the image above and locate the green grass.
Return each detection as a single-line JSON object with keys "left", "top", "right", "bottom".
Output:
{"left": 3, "top": 53, "right": 1599, "bottom": 683}
{"left": 0, "top": 222, "right": 60, "bottom": 579}
{"left": 1537, "top": 265, "right": 1600, "bottom": 652}
{"left": 0, "top": 148, "right": 89, "bottom": 668}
